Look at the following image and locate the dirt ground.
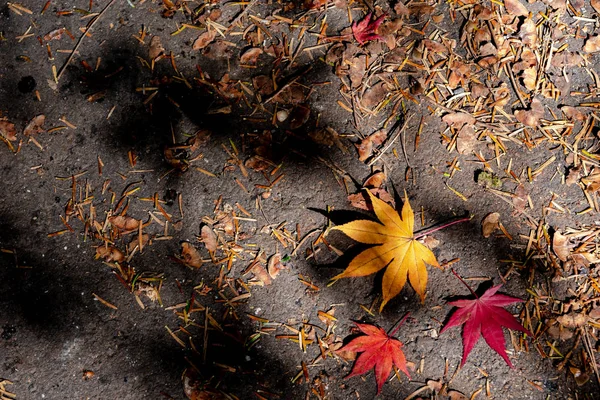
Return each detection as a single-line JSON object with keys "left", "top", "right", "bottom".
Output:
{"left": 1, "top": 0, "right": 600, "bottom": 399}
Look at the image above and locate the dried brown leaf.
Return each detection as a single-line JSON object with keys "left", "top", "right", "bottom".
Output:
{"left": 200, "top": 225, "right": 218, "bottom": 252}
{"left": 583, "top": 35, "right": 600, "bottom": 53}
{"left": 557, "top": 312, "right": 587, "bottom": 328}
{"left": 149, "top": 35, "right": 165, "bottom": 59}
{"left": 267, "top": 253, "right": 286, "bottom": 279}
{"left": 504, "top": 0, "right": 528, "bottom": 16}
{"left": 181, "top": 242, "right": 203, "bottom": 268}
{"left": 0, "top": 118, "right": 17, "bottom": 141}
{"left": 192, "top": 30, "right": 216, "bottom": 51}
{"left": 481, "top": 212, "right": 500, "bottom": 238}
{"left": 552, "top": 231, "right": 570, "bottom": 262}
{"left": 109, "top": 215, "right": 140, "bottom": 231}
{"left": 240, "top": 47, "right": 263, "bottom": 65}
{"left": 23, "top": 115, "right": 45, "bottom": 136}
{"left": 514, "top": 97, "right": 544, "bottom": 127}
{"left": 95, "top": 246, "right": 125, "bottom": 263}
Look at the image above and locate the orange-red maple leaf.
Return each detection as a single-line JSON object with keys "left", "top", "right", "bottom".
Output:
{"left": 340, "top": 322, "right": 410, "bottom": 394}
{"left": 440, "top": 284, "right": 532, "bottom": 367}
{"left": 352, "top": 13, "right": 386, "bottom": 45}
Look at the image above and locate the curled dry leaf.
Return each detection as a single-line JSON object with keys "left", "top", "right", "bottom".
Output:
{"left": 448, "top": 390, "right": 469, "bottom": 400}
{"left": 456, "top": 124, "right": 476, "bottom": 154}
{"left": 288, "top": 105, "right": 311, "bottom": 129}
{"left": 348, "top": 188, "right": 394, "bottom": 210}
{"left": 583, "top": 35, "right": 600, "bottom": 53}
{"left": 267, "top": 253, "right": 286, "bottom": 279}
{"left": 356, "top": 129, "right": 387, "bottom": 161}
{"left": 363, "top": 171, "right": 386, "bottom": 188}
{"left": 519, "top": 18, "right": 537, "bottom": 48}
{"left": 361, "top": 81, "right": 387, "bottom": 109}
{"left": 552, "top": 231, "right": 570, "bottom": 262}
{"left": 149, "top": 35, "right": 165, "bottom": 59}
{"left": 200, "top": 225, "right": 218, "bottom": 252}
{"left": 481, "top": 212, "right": 500, "bottom": 238}
{"left": 181, "top": 242, "right": 203, "bottom": 268}
{"left": 23, "top": 115, "right": 46, "bottom": 136}
{"left": 44, "top": 28, "right": 66, "bottom": 41}
{"left": 557, "top": 312, "right": 588, "bottom": 328}
{"left": 240, "top": 47, "right": 263, "bottom": 65}
{"left": 192, "top": 30, "right": 216, "bottom": 51}
{"left": 442, "top": 112, "right": 476, "bottom": 127}
{"left": 514, "top": 97, "right": 544, "bottom": 127}
{"left": 504, "top": 0, "right": 528, "bottom": 16}
{"left": 95, "top": 246, "right": 125, "bottom": 263}
{"left": 109, "top": 215, "right": 139, "bottom": 231}
{"left": 250, "top": 263, "right": 272, "bottom": 286}
{"left": 0, "top": 118, "right": 17, "bottom": 141}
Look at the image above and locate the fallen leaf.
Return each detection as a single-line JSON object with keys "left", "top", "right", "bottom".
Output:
{"left": 192, "top": 30, "right": 217, "bottom": 51}
{"left": 481, "top": 212, "right": 500, "bottom": 238}
{"left": 109, "top": 215, "right": 139, "bottom": 231}
{"left": 552, "top": 231, "right": 570, "bottom": 262}
{"left": 44, "top": 28, "right": 65, "bottom": 41}
{"left": 514, "top": 97, "right": 544, "bottom": 127}
{"left": 95, "top": 246, "right": 125, "bottom": 263}
{"left": 149, "top": 35, "right": 165, "bottom": 59}
{"left": 593, "top": 0, "right": 600, "bottom": 13}
{"left": 363, "top": 171, "right": 386, "bottom": 188}
{"left": 442, "top": 112, "right": 476, "bottom": 127}
{"left": 331, "top": 190, "right": 440, "bottom": 308}
{"left": 352, "top": 13, "right": 386, "bottom": 45}
{"left": 557, "top": 312, "right": 588, "bottom": 328}
{"left": 181, "top": 242, "right": 203, "bottom": 268}
{"left": 267, "top": 253, "right": 285, "bottom": 279}
{"left": 240, "top": 47, "right": 263, "bottom": 65}
{"left": 0, "top": 118, "right": 17, "bottom": 141}
{"left": 441, "top": 284, "right": 531, "bottom": 367}
{"left": 504, "top": 0, "right": 528, "bottom": 16}
{"left": 361, "top": 81, "right": 387, "bottom": 109}
{"left": 456, "top": 125, "right": 476, "bottom": 154}
{"left": 340, "top": 322, "right": 410, "bottom": 394}
{"left": 347, "top": 188, "right": 394, "bottom": 210}
{"left": 23, "top": 115, "right": 46, "bottom": 136}
{"left": 448, "top": 390, "right": 469, "bottom": 400}
{"left": 200, "top": 225, "right": 218, "bottom": 252}
{"left": 583, "top": 35, "right": 600, "bottom": 53}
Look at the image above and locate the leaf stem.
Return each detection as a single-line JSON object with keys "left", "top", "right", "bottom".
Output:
{"left": 413, "top": 215, "right": 472, "bottom": 240}
{"left": 451, "top": 268, "right": 478, "bottom": 298}
{"left": 389, "top": 312, "right": 411, "bottom": 337}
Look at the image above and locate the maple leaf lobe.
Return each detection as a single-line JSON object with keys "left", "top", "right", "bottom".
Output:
{"left": 441, "top": 284, "right": 532, "bottom": 367}
{"left": 340, "top": 322, "right": 410, "bottom": 394}
{"left": 352, "top": 13, "right": 386, "bottom": 45}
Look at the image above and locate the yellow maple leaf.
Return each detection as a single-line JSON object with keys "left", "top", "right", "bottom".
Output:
{"left": 331, "top": 190, "right": 440, "bottom": 310}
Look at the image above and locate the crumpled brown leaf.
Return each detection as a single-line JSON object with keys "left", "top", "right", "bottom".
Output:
{"left": 240, "top": 47, "right": 263, "bottom": 65}
{"left": 193, "top": 30, "right": 217, "bottom": 51}
{"left": 181, "top": 242, "right": 203, "bottom": 268}
{"left": 0, "top": 118, "right": 17, "bottom": 141}
{"left": 109, "top": 215, "right": 140, "bottom": 231}
{"left": 504, "top": 0, "right": 528, "bottom": 16}
{"left": 514, "top": 97, "right": 544, "bottom": 127}
{"left": 552, "top": 231, "right": 570, "bottom": 262}
{"left": 481, "top": 212, "right": 500, "bottom": 238}
{"left": 23, "top": 115, "right": 46, "bottom": 136}
{"left": 200, "top": 225, "right": 218, "bottom": 252}
{"left": 149, "top": 35, "right": 165, "bottom": 59}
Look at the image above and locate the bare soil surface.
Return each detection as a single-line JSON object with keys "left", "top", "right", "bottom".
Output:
{"left": 1, "top": 1, "right": 600, "bottom": 399}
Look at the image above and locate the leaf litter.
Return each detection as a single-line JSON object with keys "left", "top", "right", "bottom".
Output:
{"left": 5, "top": 0, "right": 600, "bottom": 397}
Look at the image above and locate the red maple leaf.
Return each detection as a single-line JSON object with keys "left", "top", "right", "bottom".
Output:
{"left": 440, "top": 276, "right": 532, "bottom": 368}
{"left": 340, "top": 321, "right": 410, "bottom": 394}
{"left": 352, "top": 13, "right": 386, "bottom": 45}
